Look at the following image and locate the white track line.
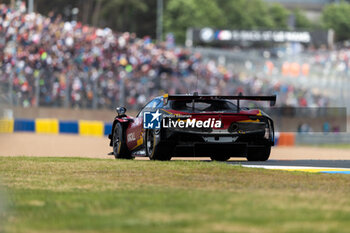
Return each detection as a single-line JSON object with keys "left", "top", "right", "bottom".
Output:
{"left": 241, "top": 165, "right": 350, "bottom": 170}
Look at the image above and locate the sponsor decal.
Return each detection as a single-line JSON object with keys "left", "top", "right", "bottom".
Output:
{"left": 127, "top": 132, "right": 136, "bottom": 141}
{"left": 143, "top": 110, "right": 162, "bottom": 129}
{"left": 198, "top": 28, "right": 312, "bottom": 43}
{"left": 143, "top": 111, "right": 222, "bottom": 129}
{"left": 199, "top": 27, "right": 215, "bottom": 42}
{"left": 162, "top": 118, "right": 222, "bottom": 128}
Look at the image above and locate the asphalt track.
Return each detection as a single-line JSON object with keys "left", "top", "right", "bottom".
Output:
{"left": 226, "top": 160, "right": 350, "bottom": 174}
{"left": 226, "top": 160, "right": 350, "bottom": 168}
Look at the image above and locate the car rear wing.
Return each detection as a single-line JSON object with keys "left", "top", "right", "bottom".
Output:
{"left": 163, "top": 93, "right": 277, "bottom": 110}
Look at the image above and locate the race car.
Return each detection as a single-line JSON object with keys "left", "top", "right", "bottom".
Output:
{"left": 108, "top": 93, "right": 276, "bottom": 161}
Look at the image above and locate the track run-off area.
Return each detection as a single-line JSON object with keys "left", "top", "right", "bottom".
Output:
{"left": 1, "top": 133, "right": 350, "bottom": 174}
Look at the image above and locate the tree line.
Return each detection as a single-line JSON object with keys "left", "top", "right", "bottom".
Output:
{"left": 4, "top": 0, "right": 350, "bottom": 43}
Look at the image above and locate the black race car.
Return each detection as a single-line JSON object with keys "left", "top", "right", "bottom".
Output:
{"left": 108, "top": 93, "right": 276, "bottom": 161}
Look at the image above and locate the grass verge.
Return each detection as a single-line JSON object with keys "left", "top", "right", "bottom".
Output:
{"left": 0, "top": 156, "right": 350, "bottom": 233}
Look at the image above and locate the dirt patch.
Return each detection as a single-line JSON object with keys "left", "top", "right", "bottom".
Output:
{"left": 270, "top": 146, "right": 350, "bottom": 160}
{"left": 0, "top": 133, "right": 349, "bottom": 160}
{"left": 0, "top": 133, "right": 111, "bottom": 159}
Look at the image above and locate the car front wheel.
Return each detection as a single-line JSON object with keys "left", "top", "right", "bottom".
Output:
{"left": 113, "top": 123, "right": 133, "bottom": 159}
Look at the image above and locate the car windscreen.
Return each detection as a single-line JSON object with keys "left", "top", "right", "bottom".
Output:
{"left": 165, "top": 100, "right": 238, "bottom": 113}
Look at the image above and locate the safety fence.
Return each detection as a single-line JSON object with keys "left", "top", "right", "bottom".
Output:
{"left": 295, "top": 133, "right": 350, "bottom": 145}
{"left": 3, "top": 118, "right": 349, "bottom": 146}
{"left": 0, "top": 118, "right": 297, "bottom": 146}
{"left": 0, "top": 118, "right": 112, "bottom": 137}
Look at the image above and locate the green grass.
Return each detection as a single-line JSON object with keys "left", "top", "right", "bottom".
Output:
{"left": 0, "top": 157, "right": 350, "bottom": 233}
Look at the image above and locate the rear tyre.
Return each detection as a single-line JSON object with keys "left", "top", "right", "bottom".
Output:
{"left": 146, "top": 129, "right": 172, "bottom": 161}
{"left": 246, "top": 146, "right": 271, "bottom": 161}
{"left": 210, "top": 155, "right": 231, "bottom": 162}
{"left": 113, "top": 123, "right": 133, "bottom": 159}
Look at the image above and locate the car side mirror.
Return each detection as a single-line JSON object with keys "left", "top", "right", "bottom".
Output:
{"left": 116, "top": 107, "right": 127, "bottom": 116}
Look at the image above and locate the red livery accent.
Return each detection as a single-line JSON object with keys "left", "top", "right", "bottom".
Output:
{"left": 108, "top": 94, "right": 276, "bottom": 161}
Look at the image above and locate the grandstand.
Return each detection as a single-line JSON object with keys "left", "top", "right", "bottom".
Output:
{"left": 1, "top": 3, "right": 342, "bottom": 113}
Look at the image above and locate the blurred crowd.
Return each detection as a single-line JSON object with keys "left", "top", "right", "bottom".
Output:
{"left": 0, "top": 4, "right": 334, "bottom": 110}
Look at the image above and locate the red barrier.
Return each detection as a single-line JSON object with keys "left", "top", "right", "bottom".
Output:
{"left": 277, "top": 132, "right": 295, "bottom": 146}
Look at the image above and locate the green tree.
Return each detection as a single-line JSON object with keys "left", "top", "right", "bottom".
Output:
{"left": 217, "top": 0, "right": 274, "bottom": 29}
{"left": 322, "top": 2, "right": 350, "bottom": 41}
{"left": 164, "top": 0, "right": 297, "bottom": 44}
{"left": 292, "top": 8, "right": 312, "bottom": 29}
{"left": 31, "top": 0, "right": 156, "bottom": 38}
{"left": 100, "top": 0, "right": 148, "bottom": 33}
{"left": 269, "top": 3, "right": 290, "bottom": 29}
{"left": 16, "top": 0, "right": 318, "bottom": 44}
{"left": 164, "top": 0, "right": 226, "bottom": 44}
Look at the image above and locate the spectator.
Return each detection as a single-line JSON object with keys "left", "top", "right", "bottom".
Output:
{"left": 0, "top": 4, "right": 332, "bottom": 110}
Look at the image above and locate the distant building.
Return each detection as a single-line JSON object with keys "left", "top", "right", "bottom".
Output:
{"left": 264, "top": 0, "right": 348, "bottom": 21}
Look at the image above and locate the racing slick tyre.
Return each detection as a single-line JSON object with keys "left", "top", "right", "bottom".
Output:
{"left": 113, "top": 123, "right": 133, "bottom": 159}
{"left": 246, "top": 145, "right": 271, "bottom": 161}
{"left": 210, "top": 155, "right": 231, "bottom": 161}
{"left": 145, "top": 129, "right": 172, "bottom": 161}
